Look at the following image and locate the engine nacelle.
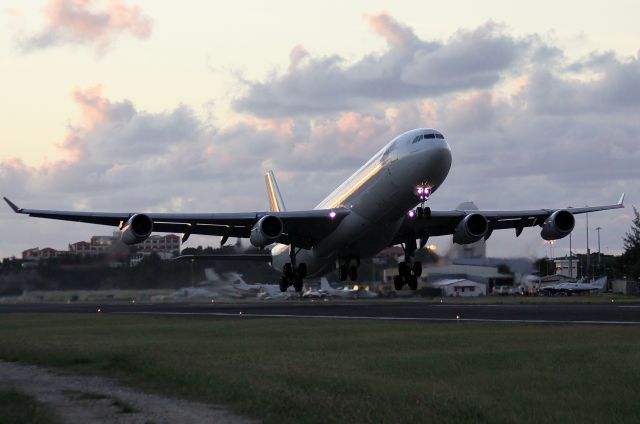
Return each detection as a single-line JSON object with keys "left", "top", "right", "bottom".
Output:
{"left": 453, "top": 213, "right": 489, "bottom": 245}
{"left": 249, "top": 215, "right": 283, "bottom": 247}
{"left": 121, "top": 213, "right": 154, "bottom": 245}
{"left": 540, "top": 210, "right": 575, "bottom": 240}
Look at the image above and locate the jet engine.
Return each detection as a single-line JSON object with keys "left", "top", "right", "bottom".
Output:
{"left": 453, "top": 213, "right": 489, "bottom": 244}
{"left": 540, "top": 210, "right": 575, "bottom": 240}
{"left": 250, "top": 215, "right": 283, "bottom": 247}
{"left": 121, "top": 213, "right": 154, "bottom": 245}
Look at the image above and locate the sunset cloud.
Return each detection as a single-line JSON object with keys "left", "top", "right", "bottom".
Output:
{"left": 2, "top": 12, "right": 638, "bottom": 259}
{"left": 19, "top": 0, "right": 152, "bottom": 54}
{"left": 233, "top": 14, "right": 532, "bottom": 117}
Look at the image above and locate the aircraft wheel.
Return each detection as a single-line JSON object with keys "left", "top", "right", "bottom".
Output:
{"left": 279, "top": 277, "right": 288, "bottom": 292}
{"left": 293, "top": 277, "right": 304, "bottom": 292}
{"left": 398, "top": 261, "right": 410, "bottom": 278}
{"left": 413, "top": 261, "right": 423, "bottom": 277}
{"left": 416, "top": 207, "right": 424, "bottom": 219}
{"left": 283, "top": 263, "right": 293, "bottom": 279}
{"left": 339, "top": 265, "right": 348, "bottom": 281}
{"left": 348, "top": 265, "right": 358, "bottom": 281}
{"left": 297, "top": 263, "right": 307, "bottom": 279}
{"left": 408, "top": 275, "right": 418, "bottom": 290}
{"left": 423, "top": 207, "right": 431, "bottom": 219}
{"left": 393, "top": 275, "right": 404, "bottom": 291}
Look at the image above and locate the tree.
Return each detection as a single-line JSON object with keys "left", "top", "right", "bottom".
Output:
{"left": 496, "top": 264, "right": 512, "bottom": 275}
{"left": 624, "top": 207, "right": 640, "bottom": 257}
{"left": 622, "top": 207, "right": 640, "bottom": 279}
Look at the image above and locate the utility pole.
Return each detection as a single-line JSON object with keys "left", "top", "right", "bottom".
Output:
{"left": 596, "top": 226, "right": 602, "bottom": 275}
{"left": 585, "top": 211, "right": 590, "bottom": 278}
{"left": 569, "top": 232, "right": 573, "bottom": 279}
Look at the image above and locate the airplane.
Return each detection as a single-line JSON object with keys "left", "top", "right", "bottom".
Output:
{"left": 538, "top": 276, "right": 608, "bottom": 296}
{"left": 203, "top": 268, "right": 285, "bottom": 299}
{"left": 4, "top": 128, "right": 625, "bottom": 293}
{"left": 301, "top": 285, "right": 329, "bottom": 300}
{"left": 319, "top": 277, "right": 378, "bottom": 299}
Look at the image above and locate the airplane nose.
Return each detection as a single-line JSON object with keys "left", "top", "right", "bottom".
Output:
{"left": 431, "top": 138, "right": 451, "bottom": 163}
{"left": 425, "top": 139, "right": 452, "bottom": 184}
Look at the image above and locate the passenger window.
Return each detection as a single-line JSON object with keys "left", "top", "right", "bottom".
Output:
{"left": 424, "top": 133, "right": 436, "bottom": 139}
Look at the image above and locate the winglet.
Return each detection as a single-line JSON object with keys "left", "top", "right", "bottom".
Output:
{"left": 3, "top": 197, "right": 23, "bottom": 213}
{"left": 618, "top": 192, "right": 625, "bottom": 206}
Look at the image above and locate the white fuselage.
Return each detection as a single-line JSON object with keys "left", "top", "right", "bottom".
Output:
{"left": 271, "top": 128, "right": 452, "bottom": 277}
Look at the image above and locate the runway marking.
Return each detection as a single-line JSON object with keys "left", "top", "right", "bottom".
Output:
{"left": 618, "top": 305, "right": 640, "bottom": 308}
{"left": 431, "top": 304, "right": 537, "bottom": 308}
{"left": 114, "top": 311, "right": 640, "bottom": 325}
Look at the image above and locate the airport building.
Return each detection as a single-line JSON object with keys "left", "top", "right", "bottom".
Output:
{"left": 426, "top": 278, "right": 487, "bottom": 297}
{"left": 22, "top": 232, "right": 181, "bottom": 264}
{"left": 553, "top": 257, "right": 579, "bottom": 278}
{"left": 21, "top": 247, "right": 66, "bottom": 260}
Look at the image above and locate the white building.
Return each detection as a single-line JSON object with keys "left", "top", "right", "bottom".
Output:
{"left": 426, "top": 279, "right": 487, "bottom": 297}
{"left": 553, "top": 257, "right": 579, "bottom": 278}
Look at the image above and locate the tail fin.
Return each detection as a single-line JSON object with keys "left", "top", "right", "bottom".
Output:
{"left": 593, "top": 276, "right": 607, "bottom": 290}
{"left": 264, "top": 170, "right": 286, "bottom": 212}
{"left": 320, "top": 277, "right": 333, "bottom": 292}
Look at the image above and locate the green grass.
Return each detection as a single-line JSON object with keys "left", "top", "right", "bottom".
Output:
{"left": 0, "top": 386, "right": 60, "bottom": 424}
{"left": 1, "top": 314, "right": 640, "bottom": 423}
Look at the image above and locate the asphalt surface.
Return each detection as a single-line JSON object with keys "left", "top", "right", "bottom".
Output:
{"left": 2, "top": 301, "right": 640, "bottom": 325}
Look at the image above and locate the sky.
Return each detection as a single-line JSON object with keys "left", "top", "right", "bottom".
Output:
{"left": 1, "top": 0, "right": 639, "bottom": 261}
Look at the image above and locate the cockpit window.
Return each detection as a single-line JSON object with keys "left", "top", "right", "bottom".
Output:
{"left": 411, "top": 135, "right": 423, "bottom": 144}
{"left": 424, "top": 133, "right": 436, "bottom": 139}
{"left": 434, "top": 132, "right": 445, "bottom": 139}
{"left": 381, "top": 141, "right": 396, "bottom": 161}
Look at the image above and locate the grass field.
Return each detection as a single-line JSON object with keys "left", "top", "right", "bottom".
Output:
{"left": 1, "top": 314, "right": 640, "bottom": 423}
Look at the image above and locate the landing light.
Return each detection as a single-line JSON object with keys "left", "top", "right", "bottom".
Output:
{"left": 329, "top": 211, "right": 337, "bottom": 219}
{"left": 416, "top": 185, "right": 431, "bottom": 201}
{"left": 408, "top": 210, "right": 416, "bottom": 218}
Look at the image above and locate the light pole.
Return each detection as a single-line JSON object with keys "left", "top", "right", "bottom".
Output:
{"left": 569, "top": 231, "right": 573, "bottom": 279}
{"left": 568, "top": 206, "right": 573, "bottom": 279}
{"left": 585, "top": 211, "right": 590, "bottom": 278}
{"left": 596, "top": 226, "right": 602, "bottom": 275}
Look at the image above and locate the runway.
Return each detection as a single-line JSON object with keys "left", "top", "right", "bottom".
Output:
{"left": 2, "top": 301, "right": 640, "bottom": 325}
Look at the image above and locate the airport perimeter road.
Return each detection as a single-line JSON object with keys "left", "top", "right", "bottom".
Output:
{"left": 2, "top": 302, "right": 640, "bottom": 325}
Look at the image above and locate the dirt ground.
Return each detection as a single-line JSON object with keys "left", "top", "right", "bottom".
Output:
{"left": 0, "top": 361, "right": 257, "bottom": 424}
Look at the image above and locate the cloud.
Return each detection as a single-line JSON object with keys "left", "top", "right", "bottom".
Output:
{"left": 525, "top": 53, "right": 640, "bottom": 114}
{"left": 2, "top": 13, "right": 639, "bottom": 260}
{"left": 233, "top": 15, "right": 533, "bottom": 118}
{"left": 18, "top": 0, "right": 152, "bottom": 54}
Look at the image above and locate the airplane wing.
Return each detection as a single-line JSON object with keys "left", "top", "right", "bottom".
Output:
{"left": 3, "top": 197, "right": 349, "bottom": 249}
{"left": 393, "top": 194, "right": 625, "bottom": 244}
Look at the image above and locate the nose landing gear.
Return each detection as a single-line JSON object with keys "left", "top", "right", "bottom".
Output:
{"left": 410, "top": 185, "right": 432, "bottom": 220}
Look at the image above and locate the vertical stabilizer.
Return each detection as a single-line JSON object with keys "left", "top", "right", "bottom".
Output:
{"left": 265, "top": 170, "right": 286, "bottom": 212}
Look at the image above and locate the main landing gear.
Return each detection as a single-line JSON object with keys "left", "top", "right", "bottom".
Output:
{"left": 393, "top": 237, "right": 423, "bottom": 291}
{"left": 279, "top": 246, "right": 307, "bottom": 293}
{"left": 338, "top": 257, "right": 360, "bottom": 282}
